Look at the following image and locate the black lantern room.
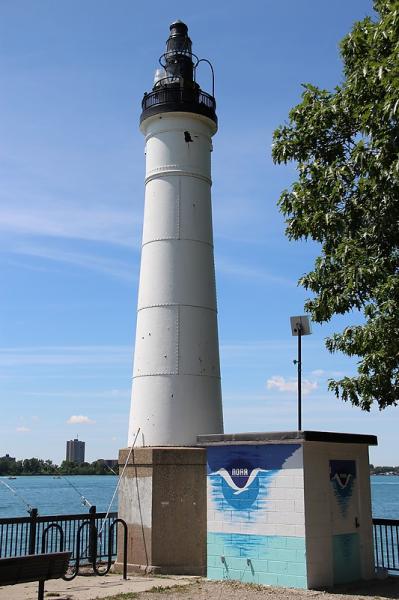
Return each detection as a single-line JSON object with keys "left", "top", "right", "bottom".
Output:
{"left": 140, "top": 21, "right": 217, "bottom": 125}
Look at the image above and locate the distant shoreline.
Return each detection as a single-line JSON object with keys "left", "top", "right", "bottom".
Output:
{"left": 0, "top": 457, "right": 118, "bottom": 477}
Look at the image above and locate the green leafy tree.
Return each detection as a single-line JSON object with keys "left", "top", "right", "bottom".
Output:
{"left": 272, "top": 0, "right": 399, "bottom": 410}
{"left": 59, "top": 460, "right": 79, "bottom": 474}
{"left": 22, "top": 457, "right": 43, "bottom": 474}
{"left": 0, "top": 457, "right": 13, "bottom": 475}
{"left": 43, "top": 459, "right": 56, "bottom": 474}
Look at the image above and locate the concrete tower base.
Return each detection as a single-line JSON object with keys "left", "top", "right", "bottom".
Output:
{"left": 116, "top": 447, "right": 206, "bottom": 575}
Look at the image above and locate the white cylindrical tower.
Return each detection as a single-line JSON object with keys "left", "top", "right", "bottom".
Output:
{"left": 128, "top": 21, "right": 223, "bottom": 446}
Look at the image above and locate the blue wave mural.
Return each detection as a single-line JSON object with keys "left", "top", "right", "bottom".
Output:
{"left": 208, "top": 444, "right": 300, "bottom": 514}
{"left": 329, "top": 459, "right": 356, "bottom": 518}
{"left": 207, "top": 443, "right": 307, "bottom": 588}
{"left": 207, "top": 443, "right": 300, "bottom": 475}
{"left": 210, "top": 469, "right": 276, "bottom": 513}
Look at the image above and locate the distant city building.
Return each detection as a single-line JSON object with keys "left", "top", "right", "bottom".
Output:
{"left": 0, "top": 454, "right": 16, "bottom": 462}
{"left": 66, "top": 438, "right": 85, "bottom": 464}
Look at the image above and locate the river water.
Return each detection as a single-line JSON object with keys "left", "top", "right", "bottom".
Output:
{"left": 0, "top": 475, "right": 118, "bottom": 518}
{"left": 0, "top": 475, "right": 397, "bottom": 519}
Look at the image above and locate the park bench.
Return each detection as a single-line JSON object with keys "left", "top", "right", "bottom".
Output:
{"left": 0, "top": 551, "right": 71, "bottom": 600}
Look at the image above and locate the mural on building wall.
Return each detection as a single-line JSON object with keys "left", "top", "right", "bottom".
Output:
{"left": 208, "top": 444, "right": 300, "bottom": 514}
{"left": 332, "top": 532, "right": 361, "bottom": 584}
{"left": 207, "top": 444, "right": 307, "bottom": 588}
{"left": 329, "top": 459, "right": 357, "bottom": 518}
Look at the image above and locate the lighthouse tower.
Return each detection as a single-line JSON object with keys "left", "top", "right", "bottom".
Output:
{"left": 127, "top": 21, "right": 223, "bottom": 447}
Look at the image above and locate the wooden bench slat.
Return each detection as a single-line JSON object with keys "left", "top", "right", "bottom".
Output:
{"left": 0, "top": 552, "right": 71, "bottom": 586}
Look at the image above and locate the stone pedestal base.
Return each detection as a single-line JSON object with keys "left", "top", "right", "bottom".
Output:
{"left": 115, "top": 447, "right": 206, "bottom": 575}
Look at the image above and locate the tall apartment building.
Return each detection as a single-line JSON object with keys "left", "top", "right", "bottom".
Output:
{"left": 66, "top": 438, "right": 85, "bottom": 464}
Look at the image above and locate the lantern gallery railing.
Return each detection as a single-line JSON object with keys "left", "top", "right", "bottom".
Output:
{"left": 373, "top": 518, "right": 399, "bottom": 572}
{"left": 141, "top": 87, "right": 217, "bottom": 124}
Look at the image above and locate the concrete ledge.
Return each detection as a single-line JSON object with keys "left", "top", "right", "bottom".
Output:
{"left": 119, "top": 446, "right": 207, "bottom": 467}
{"left": 114, "top": 561, "right": 205, "bottom": 576}
{"left": 197, "top": 430, "right": 377, "bottom": 446}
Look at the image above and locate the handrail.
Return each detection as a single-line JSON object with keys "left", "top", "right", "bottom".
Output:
{"left": 0, "top": 511, "right": 117, "bottom": 525}
{"left": 0, "top": 509, "right": 118, "bottom": 561}
{"left": 142, "top": 87, "right": 215, "bottom": 108}
{"left": 159, "top": 50, "right": 200, "bottom": 69}
{"left": 373, "top": 517, "right": 399, "bottom": 572}
{"left": 196, "top": 58, "right": 215, "bottom": 98}
{"left": 373, "top": 518, "right": 399, "bottom": 525}
{"left": 0, "top": 508, "right": 127, "bottom": 580}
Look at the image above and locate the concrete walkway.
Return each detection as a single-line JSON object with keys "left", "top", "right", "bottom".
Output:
{"left": 0, "top": 573, "right": 196, "bottom": 600}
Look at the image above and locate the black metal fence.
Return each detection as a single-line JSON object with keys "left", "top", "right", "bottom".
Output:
{"left": 2, "top": 511, "right": 397, "bottom": 575}
{"left": 373, "top": 518, "right": 399, "bottom": 572}
{"left": 0, "top": 506, "right": 118, "bottom": 563}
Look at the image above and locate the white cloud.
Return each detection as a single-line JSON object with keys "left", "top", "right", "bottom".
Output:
{"left": 27, "top": 389, "right": 129, "bottom": 399}
{"left": 311, "top": 369, "right": 345, "bottom": 378}
{"left": 216, "top": 257, "right": 295, "bottom": 287}
{"left": 0, "top": 203, "right": 140, "bottom": 248}
{"left": 311, "top": 369, "right": 326, "bottom": 378}
{"left": 67, "top": 415, "right": 95, "bottom": 425}
{"left": 267, "top": 375, "right": 318, "bottom": 395}
{"left": 9, "top": 244, "right": 136, "bottom": 283}
{"left": 0, "top": 345, "right": 131, "bottom": 367}
{"left": 16, "top": 426, "right": 31, "bottom": 432}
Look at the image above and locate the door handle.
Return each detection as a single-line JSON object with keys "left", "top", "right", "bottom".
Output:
{"left": 355, "top": 517, "right": 360, "bottom": 528}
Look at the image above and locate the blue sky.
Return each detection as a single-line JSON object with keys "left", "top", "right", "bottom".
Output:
{"left": 1, "top": 0, "right": 395, "bottom": 465}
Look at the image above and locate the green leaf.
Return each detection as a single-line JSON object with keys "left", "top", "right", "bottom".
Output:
{"left": 272, "top": 0, "right": 399, "bottom": 411}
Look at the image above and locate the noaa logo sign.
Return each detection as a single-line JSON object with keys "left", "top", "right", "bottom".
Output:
{"left": 217, "top": 467, "right": 266, "bottom": 496}
{"left": 231, "top": 468, "right": 248, "bottom": 476}
{"left": 330, "top": 459, "right": 356, "bottom": 517}
{"left": 207, "top": 444, "right": 300, "bottom": 512}
{"left": 210, "top": 462, "right": 276, "bottom": 510}
{"left": 333, "top": 472, "right": 352, "bottom": 488}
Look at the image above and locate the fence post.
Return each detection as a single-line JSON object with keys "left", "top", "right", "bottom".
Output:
{"left": 88, "top": 505, "right": 97, "bottom": 565}
{"left": 28, "top": 508, "right": 38, "bottom": 555}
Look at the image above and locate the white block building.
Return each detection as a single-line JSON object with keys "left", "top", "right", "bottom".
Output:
{"left": 199, "top": 431, "right": 377, "bottom": 589}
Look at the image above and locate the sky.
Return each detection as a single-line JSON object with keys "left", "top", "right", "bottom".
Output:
{"left": 0, "top": 0, "right": 395, "bottom": 466}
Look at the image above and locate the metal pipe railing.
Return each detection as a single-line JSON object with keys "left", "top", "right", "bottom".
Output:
{"left": 0, "top": 508, "right": 117, "bottom": 562}
{"left": 373, "top": 518, "right": 399, "bottom": 571}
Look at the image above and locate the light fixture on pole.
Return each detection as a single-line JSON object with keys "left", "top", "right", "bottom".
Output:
{"left": 290, "top": 315, "right": 312, "bottom": 431}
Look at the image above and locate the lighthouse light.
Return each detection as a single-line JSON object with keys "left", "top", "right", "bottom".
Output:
{"left": 166, "top": 20, "right": 192, "bottom": 56}
{"left": 153, "top": 67, "right": 166, "bottom": 87}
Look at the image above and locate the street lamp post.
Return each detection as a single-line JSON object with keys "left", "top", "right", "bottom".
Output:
{"left": 290, "top": 315, "right": 312, "bottom": 431}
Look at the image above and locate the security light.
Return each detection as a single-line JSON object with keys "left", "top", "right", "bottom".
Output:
{"left": 290, "top": 315, "right": 312, "bottom": 431}
{"left": 290, "top": 315, "right": 311, "bottom": 336}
